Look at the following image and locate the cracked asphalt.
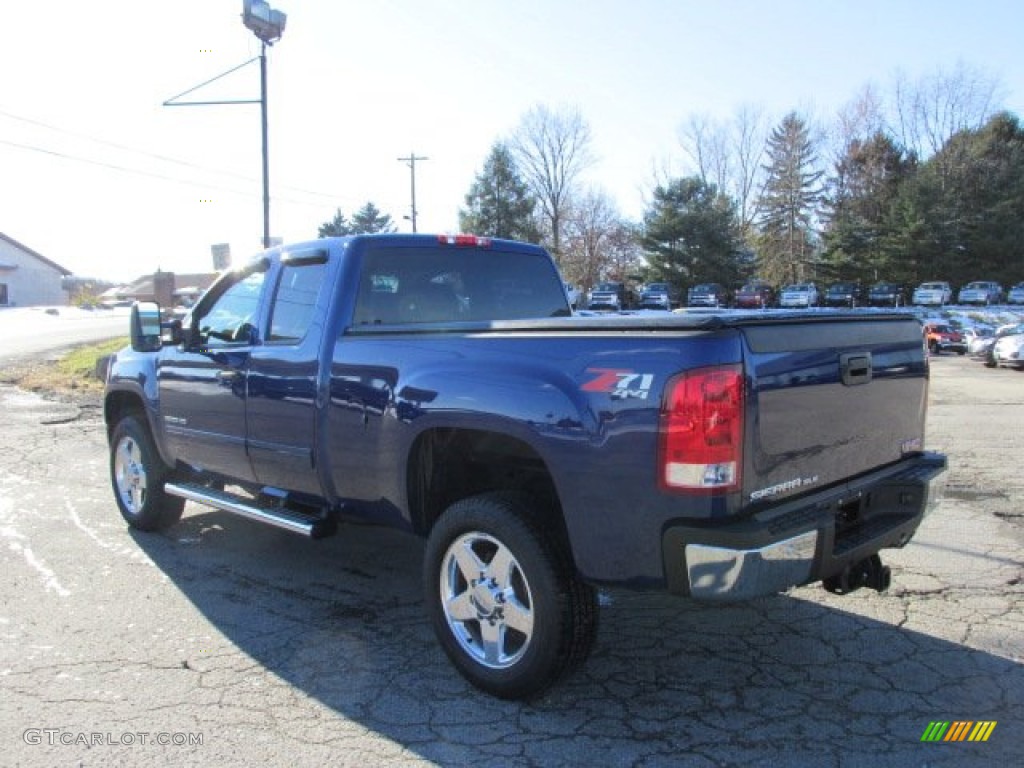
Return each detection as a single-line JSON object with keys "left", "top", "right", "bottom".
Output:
{"left": 1, "top": 354, "right": 1021, "bottom": 767}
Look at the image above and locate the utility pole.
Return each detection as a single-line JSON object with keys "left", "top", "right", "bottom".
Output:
{"left": 398, "top": 153, "right": 428, "bottom": 232}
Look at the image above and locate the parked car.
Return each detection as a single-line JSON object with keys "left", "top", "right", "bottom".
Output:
{"left": 963, "top": 327, "right": 996, "bottom": 357}
{"left": 957, "top": 281, "right": 1004, "bottom": 305}
{"left": 637, "top": 282, "right": 680, "bottom": 310}
{"left": 922, "top": 323, "right": 967, "bottom": 355}
{"left": 1005, "top": 282, "right": 1024, "bottom": 305}
{"left": 734, "top": 280, "right": 776, "bottom": 309}
{"left": 686, "top": 283, "right": 730, "bottom": 308}
{"left": 778, "top": 283, "right": 820, "bottom": 309}
{"left": 988, "top": 327, "right": 1024, "bottom": 369}
{"left": 588, "top": 281, "right": 632, "bottom": 311}
{"left": 981, "top": 323, "right": 1024, "bottom": 366}
{"left": 823, "top": 282, "right": 865, "bottom": 308}
{"left": 867, "top": 282, "right": 908, "bottom": 307}
{"left": 563, "top": 282, "right": 581, "bottom": 309}
{"left": 912, "top": 281, "right": 953, "bottom": 306}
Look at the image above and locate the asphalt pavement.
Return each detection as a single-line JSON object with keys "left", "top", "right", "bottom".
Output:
{"left": 0, "top": 354, "right": 1021, "bottom": 767}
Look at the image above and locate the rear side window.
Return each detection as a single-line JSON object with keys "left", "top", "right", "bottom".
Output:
{"left": 268, "top": 259, "right": 327, "bottom": 343}
{"left": 352, "top": 246, "right": 570, "bottom": 326}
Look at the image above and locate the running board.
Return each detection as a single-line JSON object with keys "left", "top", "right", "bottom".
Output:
{"left": 164, "top": 482, "right": 335, "bottom": 538}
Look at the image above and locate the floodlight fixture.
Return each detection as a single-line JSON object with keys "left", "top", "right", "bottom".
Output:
{"left": 243, "top": 0, "right": 286, "bottom": 45}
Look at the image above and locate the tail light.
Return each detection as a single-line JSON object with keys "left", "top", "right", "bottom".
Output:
{"left": 659, "top": 365, "right": 744, "bottom": 493}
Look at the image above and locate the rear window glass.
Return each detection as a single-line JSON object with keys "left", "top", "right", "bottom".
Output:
{"left": 352, "top": 246, "right": 570, "bottom": 326}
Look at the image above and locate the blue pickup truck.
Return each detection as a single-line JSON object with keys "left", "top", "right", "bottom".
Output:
{"left": 105, "top": 234, "right": 946, "bottom": 699}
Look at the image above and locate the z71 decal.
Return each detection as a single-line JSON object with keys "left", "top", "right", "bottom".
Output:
{"left": 582, "top": 368, "right": 656, "bottom": 400}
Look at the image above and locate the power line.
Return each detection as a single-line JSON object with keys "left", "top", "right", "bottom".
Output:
{"left": 0, "top": 137, "right": 329, "bottom": 208}
{"left": 0, "top": 106, "right": 343, "bottom": 201}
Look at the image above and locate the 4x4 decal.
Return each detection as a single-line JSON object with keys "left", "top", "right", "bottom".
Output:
{"left": 582, "top": 368, "right": 655, "bottom": 399}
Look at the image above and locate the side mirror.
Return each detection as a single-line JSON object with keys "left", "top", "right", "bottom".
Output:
{"left": 130, "top": 302, "right": 163, "bottom": 352}
{"left": 162, "top": 317, "right": 184, "bottom": 346}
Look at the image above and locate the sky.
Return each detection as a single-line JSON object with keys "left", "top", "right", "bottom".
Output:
{"left": 2, "top": 0, "right": 1023, "bottom": 283}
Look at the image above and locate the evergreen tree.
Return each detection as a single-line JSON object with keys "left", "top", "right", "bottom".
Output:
{"left": 459, "top": 143, "right": 540, "bottom": 241}
{"left": 640, "top": 176, "right": 743, "bottom": 289}
{"left": 351, "top": 202, "right": 396, "bottom": 234}
{"left": 906, "top": 111, "right": 1024, "bottom": 287}
{"left": 318, "top": 209, "right": 351, "bottom": 238}
{"left": 821, "top": 133, "right": 915, "bottom": 283}
{"left": 756, "top": 113, "right": 824, "bottom": 284}
{"left": 318, "top": 203, "right": 396, "bottom": 238}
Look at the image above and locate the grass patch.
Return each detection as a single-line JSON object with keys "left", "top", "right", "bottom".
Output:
{"left": 2, "top": 337, "right": 128, "bottom": 397}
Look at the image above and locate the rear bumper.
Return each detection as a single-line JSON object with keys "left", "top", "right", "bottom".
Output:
{"left": 662, "top": 453, "right": 947, "bottom": 600}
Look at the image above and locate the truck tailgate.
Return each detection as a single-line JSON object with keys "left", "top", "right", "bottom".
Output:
{"left": 741, "top": 317, "right": 928, "bottom": 505}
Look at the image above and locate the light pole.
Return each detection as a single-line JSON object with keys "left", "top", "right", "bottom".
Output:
{"left": 242, "top": 1, "right": 287, "bottom": 248}
{"left": 163, "top": 2, "right": 286, "bottom": 252}
{"left": 398, "top": 153, "right": 428, "bottom": 233}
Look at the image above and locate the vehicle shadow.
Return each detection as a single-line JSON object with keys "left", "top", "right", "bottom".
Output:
{"left": 133, "top": 509, "right": 1023, "bottom": 766}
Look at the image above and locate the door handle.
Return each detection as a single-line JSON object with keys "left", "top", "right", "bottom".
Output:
{"left": 217, "top": 370, "right": 241, "bottom": 382}
{"left": 840, "top": 353, "right": 872, "bottom": 386}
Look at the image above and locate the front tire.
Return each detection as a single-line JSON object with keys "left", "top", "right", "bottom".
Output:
{"left": 110, "top": 416, "right": 184, "bottom": 531}
{"left": 423, "top": 492, "right": 598, "bottom": 700}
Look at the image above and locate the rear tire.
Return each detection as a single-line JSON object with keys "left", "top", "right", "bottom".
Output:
{"left": 110, "top": 416, "right": 184, "bottom": 531}
{"left": 423, "top": 492, "right": 598, "bottom": 700}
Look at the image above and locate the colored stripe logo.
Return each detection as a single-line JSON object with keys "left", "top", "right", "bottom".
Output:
{"left": 921, "top": 721, "right": 997, "bottom": 742}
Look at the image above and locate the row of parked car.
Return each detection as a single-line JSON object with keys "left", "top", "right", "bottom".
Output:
{"left": 580, "top": 279, "right": 1024, "bottom": 311}
{"left": 923, "top": 320, "right": 1024, "bottom": 370}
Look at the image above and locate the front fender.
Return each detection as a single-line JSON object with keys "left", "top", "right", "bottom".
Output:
{"left": 104, "top": 347, "right": 172, "bottom": 466}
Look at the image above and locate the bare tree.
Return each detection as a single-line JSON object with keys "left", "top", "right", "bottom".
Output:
{"left": 891, "top": 62, "right": 1003, "bottom": 160}
{"left": 509, "top": 105, "right": 595, "bottom": 264}
{"left": 562, "top": 188, "right": 623, "bottom": 291}
{"left": 834, "top": 83, "right": 887, "bottom": 154}
{"left": 678, "top": 105, "right": 768, "bottom": 243}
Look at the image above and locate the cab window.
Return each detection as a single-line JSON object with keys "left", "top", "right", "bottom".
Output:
{"left": 268, "top": 260, "right": 327, "bottom": 343}
{"left": 195, "top": 271, "right": 266, "bottom": 348}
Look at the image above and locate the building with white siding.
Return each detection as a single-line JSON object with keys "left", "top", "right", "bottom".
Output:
{"left": 0, "top": 232, "right": 71, "bottom": 307}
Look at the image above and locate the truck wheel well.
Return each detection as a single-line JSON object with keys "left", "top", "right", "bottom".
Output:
{"left": 408, "top": 428, "right": 568, "bottom": 542}
{"left": 104, "top": 392, "right": 146, "bottom": 438}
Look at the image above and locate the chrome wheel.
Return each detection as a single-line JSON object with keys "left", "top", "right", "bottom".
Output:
{"left": 114, "top": 434, "right": 147, "bottom": 515}
{"left": 109, "top": 416, "right": 184, "bottom": 530}
{"left": 439, "top": 530, "right": 535, "bottom": 670}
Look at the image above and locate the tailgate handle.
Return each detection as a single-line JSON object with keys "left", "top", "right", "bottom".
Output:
{"left": 840, "top": 353, "right": 872, "bottom": 386}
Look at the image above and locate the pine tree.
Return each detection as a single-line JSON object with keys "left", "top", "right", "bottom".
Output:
{"left": 350, "top": 202, "right": 396, "bottom": 234}
{"left": 821, "top": 133, "right": 914, "bottom": 283}
{"left": 317, "top": 209, "right": 351, "bottom": 238}
{"left": 459, "top": 143, "right": 540, "bottom": 242}
{"left": 756, "top": 113, "right": 824, "bottom": 284}
{"left": 640, "top": 176, "right": 743, "bottom": 288}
